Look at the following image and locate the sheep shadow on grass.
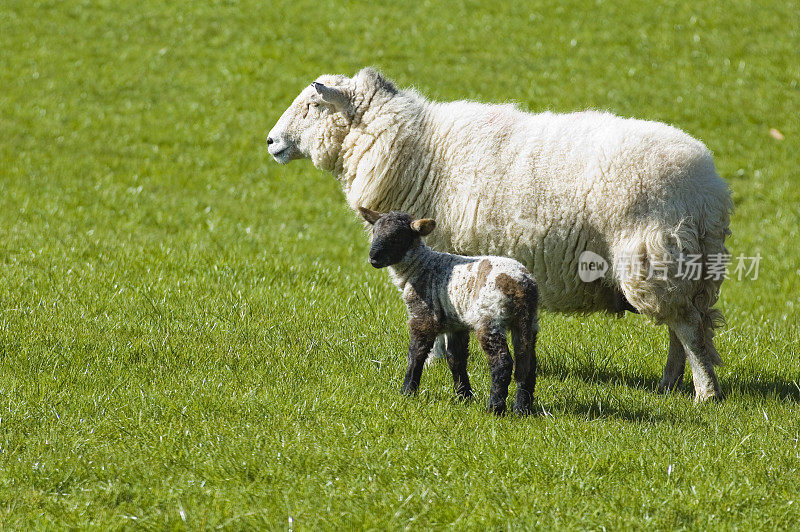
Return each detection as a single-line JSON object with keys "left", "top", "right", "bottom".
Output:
{"left": 538, "top": 355, "right": 800, "bottom": 403}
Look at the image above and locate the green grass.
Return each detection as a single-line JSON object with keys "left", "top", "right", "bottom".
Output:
{"left": 1, "top": 0, "right": 799, "bottom": 528}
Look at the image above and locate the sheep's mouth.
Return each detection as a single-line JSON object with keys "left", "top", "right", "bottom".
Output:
{"left": 273, "top": 147, "right": 288, "bottom": 157}
{"left": 270, "top": 145, "right": 293, "bottom": 164}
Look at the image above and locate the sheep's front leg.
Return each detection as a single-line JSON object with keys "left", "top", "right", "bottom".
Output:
{"left": 476, "top": 325, "right": 514, "bottom": 415}
{"left": 444, "top": 331, "right": 473, "bottom": 399}
{"left": 428, "top": 334, "right": 448, "bottom": 361}
{"left": 401, "top": 331, "right": 437, "bottom": 396}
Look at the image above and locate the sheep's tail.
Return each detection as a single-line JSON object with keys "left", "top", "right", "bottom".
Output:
{"left": 613, "top": 209, "right": 731, "bottom": 361}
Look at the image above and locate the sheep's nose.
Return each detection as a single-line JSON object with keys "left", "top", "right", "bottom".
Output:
{"left": 369, "top": 257, "right": 381, "bottom": 268}
{"left": 267, "top": 137, "right": 274, "bottom": 145}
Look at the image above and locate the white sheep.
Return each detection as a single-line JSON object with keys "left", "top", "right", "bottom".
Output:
{"left": 267, "top": 68, "right": 733, "bottom": 402}
{"left": 358, "top": 206, "right": 539, "bottom": 415}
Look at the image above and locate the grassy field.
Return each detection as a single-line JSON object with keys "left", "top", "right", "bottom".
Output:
{"left": 1, "top": 0, "right": 799, "bottom": 528}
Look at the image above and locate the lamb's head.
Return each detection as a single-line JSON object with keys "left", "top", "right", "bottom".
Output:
{"left": 267, "top": 68, "right": 398, "bottom": 171}
{"left": 358, "top": 207, "right": 436, "bottom": 268}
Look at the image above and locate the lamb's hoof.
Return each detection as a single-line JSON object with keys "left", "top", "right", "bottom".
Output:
{"left": 514, "top": 390, "right": 534, "bottom": 415}
{"left": 513, "top": 403, "right": 533, "bottom": 416}
{"left": 455, "top": 388, "right": 474, "bottom": 402}
{"left": 400, "top": 385, "right": 418, "bottom": 397}
{"left": 487, "top": 402, "right": 507, "bottom": 416}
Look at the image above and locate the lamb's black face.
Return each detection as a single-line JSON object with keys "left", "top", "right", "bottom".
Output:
{"left": 368, "top": 212, "right": 418, "bottom": 268}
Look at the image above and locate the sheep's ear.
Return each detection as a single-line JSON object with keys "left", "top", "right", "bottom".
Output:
{"left": 357, "top": 67, "right": 398, "bottom": 95}
{"left": 411, "top": 218, "right": 436, "bottom": 236}
{"left": 312, "top": 82, "right": 350, "bottom": 110}
{"left": 358, "top": 206, "right": 382, "bottom": 225}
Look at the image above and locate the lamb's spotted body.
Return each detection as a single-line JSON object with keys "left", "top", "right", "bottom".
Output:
{"left": 400, "top": 256, "right": 528, "bottom": 332}
{"left": 361, "top": 207, "right": 539, "bottom": 415}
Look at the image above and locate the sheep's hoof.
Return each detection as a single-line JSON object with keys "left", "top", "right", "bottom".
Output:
{"left": 694, "top": 390, "right": 724, "bottom": 403}
{"left": 657, "top": 376, "right": 684, "bottom": 394}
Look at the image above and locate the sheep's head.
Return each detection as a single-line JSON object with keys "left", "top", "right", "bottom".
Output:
{"left": 358, "top": 207, "right": 436, "bottom": 268}
{"left": 267, "top": 68, "right": 398, "bottom": 171}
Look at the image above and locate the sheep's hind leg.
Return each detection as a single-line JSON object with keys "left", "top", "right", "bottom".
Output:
{"left": 476, "top": 325, "right": 514, "bottom": 415}
{"left": 670, "top": 316, "right": 723, "bottom": 402}
{"left": 444, "top": 331, "right": 473, "bottom": 400}
{"left": 401, "top": 332, "right": 436, "bottom": 396}
{"left": 658, "top": 328, "right": 686, "bottom": 393}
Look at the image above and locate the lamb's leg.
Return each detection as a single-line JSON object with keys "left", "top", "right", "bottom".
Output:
{"left": 511, "top": 326, "right": 537, "bottom": 415}
{"left": 401, "top": 332, "right": 436, "bottom": 396}
{"left": 670, "top": 315, "right": 723, "bottom": 402}
{"left": 476, "top": 325, "right": 514, "bottom": 415}
{"left": 658, "top": 328, "right": 686, "bottom": 393}
{"left": 444, "top": 331, "right": 472, "bottom": 399}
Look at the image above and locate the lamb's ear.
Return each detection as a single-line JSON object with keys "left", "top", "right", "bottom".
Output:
{"left": 411, "top": 218, "right": 436, "bottom": 236}
{"left": 358, "top": 206, "right": 382, "bottom": 225}
{"left": 312, "top": 82, "right": 350, "bottom": 111}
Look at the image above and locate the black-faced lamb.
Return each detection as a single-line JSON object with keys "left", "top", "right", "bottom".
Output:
{"left": 359, "top": 206, "right": 539, "bottom": 415}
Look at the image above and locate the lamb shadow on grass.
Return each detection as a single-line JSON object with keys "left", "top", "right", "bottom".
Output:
{"left": 403, "top": 385, "right": 669, "bottom": 423}
{"left": 537, "top": 357, "right": 800, "bottom": 403}
{"left": 442, "top": 394, "right": 671, "bottom": 424}
{"left": 552, "top": 399, "right": 670, "bottom": 424}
